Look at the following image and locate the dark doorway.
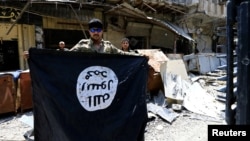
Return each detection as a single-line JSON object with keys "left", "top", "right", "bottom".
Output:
{"left": 43, "top": 29, "right": 88, "bottom": 50}
{"left": 127, "top": 36, "right": 147, "bottom": 50}
{"left": 0, "top": 41, "right": 20, "bottom": 72}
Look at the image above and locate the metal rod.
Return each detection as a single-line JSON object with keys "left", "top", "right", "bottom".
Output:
{"left": 68, "top": 4, "right": 87, "bottom": 39}
{"left": 6, "top": 0, "right": 31, "bottom": 35}
{"left": 226, "top": 0, "right": 236, "bottom": 125}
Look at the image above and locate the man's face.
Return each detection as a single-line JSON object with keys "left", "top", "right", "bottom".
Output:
{"left": 59, "top": 43, "right": 65, "bottom": 48}
{"left": 89, "top": 28, "right": 103, "bottom": 41}
{"left": 122, "top": 41, "right": 129, "bottom": 48}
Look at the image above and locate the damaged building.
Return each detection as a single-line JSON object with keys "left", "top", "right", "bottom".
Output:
{"left": 0, "top": 1, "right": 232, "bottom": 140}
{"left": 0, "top": 0, "right": 227, "bottom": 72}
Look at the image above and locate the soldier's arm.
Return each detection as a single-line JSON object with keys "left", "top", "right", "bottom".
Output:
{"left": 106, "top": 42, "right": 142, "bottom": 56}
{"left": 70, "top": 39, "right": 93, "bottom": 52}
{"left": 110, "top": 44, "right": 149, "bottom": 59}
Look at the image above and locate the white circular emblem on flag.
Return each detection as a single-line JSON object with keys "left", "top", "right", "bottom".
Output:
{"left": 77, "top": 66, "right": 118, "bottom": 111}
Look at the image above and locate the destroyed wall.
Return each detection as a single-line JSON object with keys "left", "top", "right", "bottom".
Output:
{"left": 197, "top": 0, "right": 226, "bottom": 18}
{"left": 195, "top": 34, "right": 213, "bottom": 53}
{"left": 176, "top": 0, "right": 227, "bottom": 53}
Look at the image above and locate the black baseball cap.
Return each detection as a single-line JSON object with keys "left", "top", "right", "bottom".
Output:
{"left": 88, "top": 18, "right": 103, "bottom": 29}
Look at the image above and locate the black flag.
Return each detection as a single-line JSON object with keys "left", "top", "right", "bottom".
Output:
{"left": 28, "top": 48, "right": 148, "bottom": 141}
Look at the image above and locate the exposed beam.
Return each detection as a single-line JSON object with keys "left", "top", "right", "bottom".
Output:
{"left": 143, "top": 2, "right": 156, "bottom": 13}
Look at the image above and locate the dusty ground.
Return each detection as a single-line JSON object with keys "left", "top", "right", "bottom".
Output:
{"left": 0, "top": 112, "right": 33, "bottom": 141}
{"left": 144, "top": 111, "right": 225, "bottom": 141}
{"left": 0, "top": 107, "right": 225, "bottom": 141}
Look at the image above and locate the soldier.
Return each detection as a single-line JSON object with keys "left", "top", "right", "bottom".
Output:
{"left": 121, "top": 37, "right": 131, "bottom": 52}
{"left": 70, "top": 18, "right": 140, "bottom": 56}
{"left": 57, "top": 41, "right": 69, "bottom": 51}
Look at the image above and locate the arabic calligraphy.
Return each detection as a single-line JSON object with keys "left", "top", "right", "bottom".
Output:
{"left": 77, "top": 66, "right": 118, "bottom": 111}
{"left": 0, "top": 7, "right": 20, "bottom": 21}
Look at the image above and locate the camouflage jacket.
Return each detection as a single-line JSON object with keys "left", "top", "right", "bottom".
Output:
{"left": 70, "top": 39, "right": 141, "bottom": 56}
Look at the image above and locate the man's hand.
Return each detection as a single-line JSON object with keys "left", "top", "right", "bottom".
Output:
{"left": 23, "top": 51, "right": 29, "bottom": 59}
{"left": 144, "top": 54, "right": 149, "bottom": 60}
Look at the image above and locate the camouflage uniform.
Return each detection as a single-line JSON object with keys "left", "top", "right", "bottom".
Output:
{"left": 70, "top": 39, "right": 141, "bottom": 56}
